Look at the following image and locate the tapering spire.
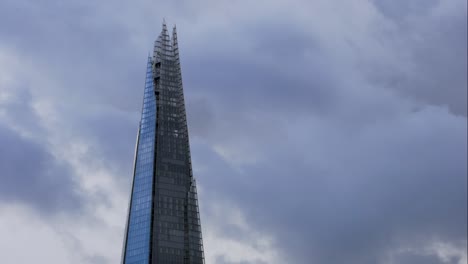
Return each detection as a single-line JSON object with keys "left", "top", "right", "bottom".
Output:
{"left": 172, "top": 24, "right": 178, "bottom": 53}
{"left": 172, "top": 24, "right": 177, "bottom": 36}
{"left": 122, "top": 22, "right": 204, "bottom": 264}
{"left": 162, "top": 19, "right": 168, "bottom": 35}
{"left": 156, "top": 19, "right": 171, "bottom": 60}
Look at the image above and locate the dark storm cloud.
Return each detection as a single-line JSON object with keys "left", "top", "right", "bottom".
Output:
{"left": 371, "top": 0, "right": 467, "bottom": 116}
{"left": 0, "top": 123, "right": 82, "bottom": 213}
{"left": 0, "top": 0, "right": 150, "bottom": 180}
{"left": 183, "top": 1, "right": 467, "bottom": 263}
{"left": 0, "top": 0, "right": 466, "bottom": 263}
{"left": 197, "top": 121, "right": 466, "bottom": 263}
{"left": 185, "top": 55, "right": 338, "bottom": 117}
{"left": 194, "top": 106, "right": 467, "bottom": 263}
{"left": 67, "top": 106, "right": 140, "bottom": 181}
{"left": 372, "top": 0, "right": 440, "bottom": 20}
{"left": 0, "top": 0, "right": 147, "bottom": 112}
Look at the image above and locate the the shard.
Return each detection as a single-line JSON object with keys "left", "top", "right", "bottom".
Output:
{"left": 121, "top": 21, "right": 205, "bottom": 264}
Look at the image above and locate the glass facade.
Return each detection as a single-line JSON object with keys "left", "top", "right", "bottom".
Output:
{"left": 124, "top": 56, "right": 157, "bottom": 264}
{"left": 122, "top": 22, "right": 204, "bottom": 264}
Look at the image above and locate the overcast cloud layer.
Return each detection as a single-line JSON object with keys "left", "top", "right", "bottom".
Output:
{"left": 0, "top": 0, "right": 466, "bottom": 263}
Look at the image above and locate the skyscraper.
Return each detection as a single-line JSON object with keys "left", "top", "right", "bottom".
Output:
{"left": 121, "top": 22, "right": 205, "bottom": 264}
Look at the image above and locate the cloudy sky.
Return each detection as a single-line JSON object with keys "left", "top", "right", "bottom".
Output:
{"left": 0, "top": 0, "right": 466, "bottom": 263}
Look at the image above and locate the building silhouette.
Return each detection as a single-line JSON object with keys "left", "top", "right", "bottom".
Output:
{"left": 121, "top": 21, "right": 205, "bottom": 264}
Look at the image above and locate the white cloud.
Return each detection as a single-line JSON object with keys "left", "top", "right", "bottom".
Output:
{"left": 0, "top": 205, "right": 72, "bottom": 263}
{"left": 0, "top": 0, "right": 465, "bottom": 263}
{"left": 201, "top": 199, "right": 283, "bottom": 264}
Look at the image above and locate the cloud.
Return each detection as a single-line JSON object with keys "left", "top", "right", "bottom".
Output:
{"left": 0, "top": 123, "right": 82, "bottom": 213}
{"left": 194, "top": 104, "right": 466, "bottom": 263}
{"left": 370, "top": 0, "right": 467, "bottom": 116}
{"left": 0, "top": 0, "right": 465, "bottom": 263}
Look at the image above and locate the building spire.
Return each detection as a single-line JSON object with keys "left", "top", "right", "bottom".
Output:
{"left": 162, "top": 19, "right": 168, "bottom": 33}
{"left": 122, "top": 22, "right": 205, "bottom": 264}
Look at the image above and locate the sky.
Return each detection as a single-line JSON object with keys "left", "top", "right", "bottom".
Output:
{"left": 0, "top": 0, "right": 466, "bottom": 263}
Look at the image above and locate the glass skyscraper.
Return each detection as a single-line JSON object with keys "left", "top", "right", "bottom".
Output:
{"left": 121, "top": 22, "right": 204, "bottom": 264}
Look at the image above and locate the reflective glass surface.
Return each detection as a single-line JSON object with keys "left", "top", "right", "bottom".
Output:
{"left": 122, "top": 23, "right": 205, "bottom": 264}
{"left": 151, "top": 24, "right": 204, "bottom": 264}
{"left": 124, "top": 57, "right": 157, "bottom": 264}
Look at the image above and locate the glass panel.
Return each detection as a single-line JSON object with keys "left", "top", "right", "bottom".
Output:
{"left": 124, "top": 56, "right": 156, "bottom": 264}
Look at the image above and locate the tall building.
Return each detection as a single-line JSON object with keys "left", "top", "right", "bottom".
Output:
{"left": 121, "top": 22, "right": 205, "bottom": 264}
